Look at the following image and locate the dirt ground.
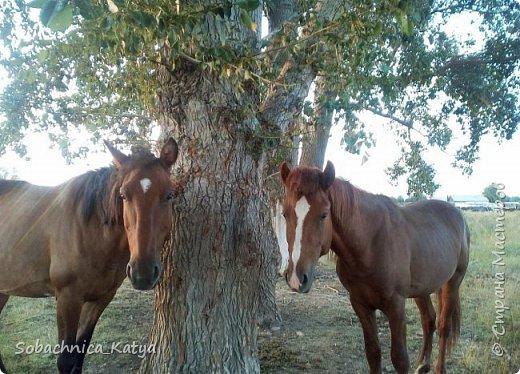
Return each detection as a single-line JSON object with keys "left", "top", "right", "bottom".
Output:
{"left": 3, "top": 212, "right": 518, "bottom": 373}
{"left": 83, "top": 260, "right": 430, "bottom": 374}
{"left": 258, "top": 261, "right": 429, "bottom": 374}
{"left": 0, "top": 261, "right": 497, "bottom": 374}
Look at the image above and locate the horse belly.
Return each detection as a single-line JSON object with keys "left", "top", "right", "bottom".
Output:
{"left": 0, "top": 223, "right": 53, "bottom": 297}
{"left": 408, "top": 250, "right": 459, "bottom": 297}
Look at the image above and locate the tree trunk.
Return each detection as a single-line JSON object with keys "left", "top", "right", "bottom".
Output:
{"left": 138, "top": 64, "right": 280, "bottom": 373}
{"left": 299, "top": 77, "right": 334, "bottom": 168}
{"left": 138, "top": 0, "right": 339, "bottom": 369}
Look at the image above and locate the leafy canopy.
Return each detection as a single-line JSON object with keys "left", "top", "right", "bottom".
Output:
{"left": 0, "top": 0, "right": 518, "bottom": 196}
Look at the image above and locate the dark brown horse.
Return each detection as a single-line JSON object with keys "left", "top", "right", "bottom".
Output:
{"left": 280, "top": 161, "right": 469, "bottom": 374}
{"left": 0, "top": 138, "right": 178, "bottom": 374}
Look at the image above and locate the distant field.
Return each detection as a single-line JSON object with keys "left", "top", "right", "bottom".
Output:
{"left": 448, "top": 211, "right": 519, "bottom": 373}
{"left": 0, "top": 211, "right": 518, "bottom": 373}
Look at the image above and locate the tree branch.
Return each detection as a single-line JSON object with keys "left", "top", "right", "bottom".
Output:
{"left": 259, "top": 0, "right": 342, "bottom": 133}
{"left": 436, "top": 53, "right": 520, "bottom": 75}
{"left": 119, "top": 112, "right": 152, "bottom": 122}
{"left": 365, "top": 107, "right": 413, "bottom": 129}
{"left": 431, "top": 0, "right": 478, "bottom": 15}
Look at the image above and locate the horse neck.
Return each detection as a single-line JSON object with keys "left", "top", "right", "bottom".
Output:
{"left": 64, "top": 171, "right": 129, "bottom": 259}
{"left": 327, "top": 179, "right": 380, "bottom": 262}
{"left": 67, "top": 166, "right": 123, "bottom": 228}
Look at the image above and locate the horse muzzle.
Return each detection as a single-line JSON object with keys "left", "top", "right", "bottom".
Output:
{"left": 285, "top": 270, "right": 313, "bottom": 293}
{"left": 126, "top": 262, "right": 161, "bottom": 290}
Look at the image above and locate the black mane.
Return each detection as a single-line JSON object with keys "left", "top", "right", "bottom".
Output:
{"left": 72, "top": 167, "right": 119, "bottom": 225}
{"left": 0, "top": 180, "right": 29, "bottom": 195}
{"left": 72, "top": 149, "right": 160, "bottom": 225}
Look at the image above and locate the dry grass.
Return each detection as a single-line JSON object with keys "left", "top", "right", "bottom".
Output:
{"left": 0, "top": 211, "right": 518, "bottom": 373}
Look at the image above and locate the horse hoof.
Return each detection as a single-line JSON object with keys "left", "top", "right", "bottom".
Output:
{"left": 415, "top": 364, "right": 430, "bottom": 373}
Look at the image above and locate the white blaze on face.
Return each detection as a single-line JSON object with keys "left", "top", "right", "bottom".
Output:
{"left": 288, "top": 196, "right": 311, "bottom": 290}
{"left": 140, "top": 178, "right": 152, "bottom": 194}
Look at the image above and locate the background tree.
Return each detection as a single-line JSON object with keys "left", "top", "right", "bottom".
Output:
{"left": 296, "top": 1, "right": 519, "bottom": 199}
{"left": 0, "top": 0, "right": 519, "bottom": 372}
{"left": 483, "top": 183, "right": 500, "bottom": 203}
{"left": 0, "top": 167, "right": 17, "bottom": 180}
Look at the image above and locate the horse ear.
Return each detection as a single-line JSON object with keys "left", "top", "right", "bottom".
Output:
{"left": 320, "top": 161, "right": 335, "bottom": 190}
{"left": 159, "top": 137, "right": 179, "bottom": 169}
{"left": 280, "top": 161, "right": 291, "bottom": 185}
{"left": 104, "top": 140, "right": 129, "bottom": 168}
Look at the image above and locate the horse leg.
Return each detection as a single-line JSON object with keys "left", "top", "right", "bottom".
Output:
{"left": 55, "top": 288, "right": 83, "bottom": 374}
{"left": 351, "top": 299, "right": 382, "bottom": 374}
{"left": 71, "top": 289, "right": 118, "bottom": 374}
{"left": 414, "top": 295, "right": 436, "bottom": 373}
{"left": 0, "top": 293, "right": 10, "bottom": 373}
{"left": 435, "top": 273, "right": 464, "bottom": 374}
{"left": 382, "top": 297, "right": 409, "bottom": 374}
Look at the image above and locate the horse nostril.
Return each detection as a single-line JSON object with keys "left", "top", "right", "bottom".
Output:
{"left": 153, "top": 265, "right": 160, "bottom": 280}
{"left": 302, "top": 273, "right": 308, "bottom": 287}
{"left": 284, "top": 271, "right": 289, "bottom": 282}
{"left": 126, "top": 264, "right": 132, "bottom": 279}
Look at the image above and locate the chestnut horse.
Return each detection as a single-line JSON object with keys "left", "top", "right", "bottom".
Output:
{"left": 0, "top": 138, "right": 178, "bottom": 374}
{"left": 280, "top": 161, "right": 469, "bottom": 374}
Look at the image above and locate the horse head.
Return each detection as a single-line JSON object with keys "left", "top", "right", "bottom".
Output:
{"left": 280, "top": 161, "right": 335, "bottom": 293}
{"left": 105, "top": 138, "right": 178, "bottom": 290}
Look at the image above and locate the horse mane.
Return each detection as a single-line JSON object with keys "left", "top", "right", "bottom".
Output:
{"left": 285, "top": 166, "right": 360, "bottom": 216}
{"left": 328, "top": 178, "right": 360, "bottom": 222}
{"left": 71, "top": 167, "right": 120, "bottom": 225}
{"left": 0, "top": 180, "right": 29, "bottom": 195}
{"left": 287, "top": 165, "right": 402, "bottom": 225}
{"left": 330, "top": 178, "right": 406, "bottom": 230}
{"left": 71, "top": 147, "right": 161, "bottom": 226}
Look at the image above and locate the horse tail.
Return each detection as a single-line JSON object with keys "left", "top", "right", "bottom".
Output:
{"left": 447, "top": 214, "right": 469, "bottom": 354}
{"left": 435, "top": 285, "right": 462, "bottom": 355}
{"left": 448, "top": 290, "right": 461, "bottom": 354}
{"left": 436, "top": 218, "right": 468, "bottom": 357}
{"left": 435, "top": 288, "right": 443, "bottom": 321}
{"left": 464, "top": 216, "right": 471, "bottom": 259}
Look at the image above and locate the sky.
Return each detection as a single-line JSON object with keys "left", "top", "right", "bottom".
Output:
{"left": 0, "top": 121, "right": 518, "bottom": 199}
{"left": 325, "top": 116, "right": 520, "bottom": 198}
{"left": 0, "top": 9, "right": 518, "bottom": 198}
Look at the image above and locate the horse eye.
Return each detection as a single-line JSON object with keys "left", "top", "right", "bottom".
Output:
{"left": 282, "top": 212, "right": 287, "bottom": 219}
{"left": 165, "top": 191, "right": 174, "bottom": 200}
{"left": 320, "top": 213, "right": 328, "bottom": 220}
{"left": 120, "top": 193, "right": 127, "bottom": 200}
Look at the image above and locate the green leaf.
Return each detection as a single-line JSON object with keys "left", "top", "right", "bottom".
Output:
{"left": 24, "top": 70, "right": 37, "bottom": 83}
{"left": 48, "top": 3, "right": 73, "bottom": 32}
{"left": 239, "top": 9, "right": 256, "bottom": 32}
{"left": 397, "top": 12, "right": 413, "bottom": 36}
{"left": 28, "top": 0, "right": 49, "bottom": 9}
{"left": 40, "top": 0, "right": 58, "bottom": 25}
{"left": 40, "top": 0, "right": 73, "bottom": 32}
{"left": 129, "top": 11, "right": 155, "bottom": 28}
{"left": 237, "top": 0, "right": 260, "bottom": 12}
{"left": 37, "top": 49, "right": 49, "bottom": 63}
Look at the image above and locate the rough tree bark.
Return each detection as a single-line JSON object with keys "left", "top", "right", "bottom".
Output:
{"left": 136, "top": 5, "right": 283, "bottom": 372}
{"left": 139, "top": 65, "right": 280, "bottom": 373}
{"left": 138, "top": 0, "right": 341, "bottom": 371}
{"left": 299, "top": 77, "right": 335, "bottom": 169}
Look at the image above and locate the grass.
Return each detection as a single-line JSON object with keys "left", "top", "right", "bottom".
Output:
{"left": 453, "top": 211, "right": 519, "bottom": 373}
{"left": 0, "top": 211, "right": 519, "bottom": 373}
{"left": 0, "top": 284, "right": 153, "bottom": 373}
